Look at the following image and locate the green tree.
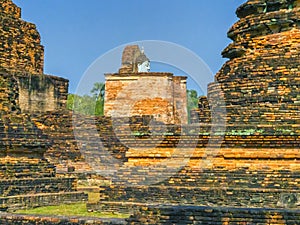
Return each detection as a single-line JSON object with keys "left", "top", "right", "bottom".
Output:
{"left": 91, "top": 82, "right": 105, "bottom": 100}
{"left": 187, "top": 90, "right": 198, "bottom": 109}
{"left": 66, "top": 93, "right": 75, "bottom": 110}
{"left": 90, "top": 82, "right": 105, "bottom": 116}
{"left": 187, "top": 89, "right": 199, "bottom": 123}
{"left": 68, "top": 94, "right": 95, "bottom": 115}
{"left": 66, "top": 82, "right": 105, "bottom": 116}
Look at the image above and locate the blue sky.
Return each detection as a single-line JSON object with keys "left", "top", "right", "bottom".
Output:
{"left": 13, "top": 0, "right": 245, "bottom": 95}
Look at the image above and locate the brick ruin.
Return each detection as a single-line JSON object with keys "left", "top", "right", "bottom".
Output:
{"left": 190, "top": 96, "right": 211, "bottom": 123}
{"left": 198, "top": 0, "right": 300, "bottom": 127}
{"left": 104, "top": 45, "right": 188, "bottom": 125}
{"left": 0, "top": 0, "right": 299, "bottom": 224}
{"left": 0, "top": 0, "right": 68, "bottom": 113}
{"left": 88, "top": 0, "right": 300, "bottom": 224}
{"left": 0, "top": 0, "right": 43, "bottom": 74}
{"left": 0, "top": 0, "right": 87, "bottom": 214}
{"left": 0, "top": 73, "right": 87, "bottom": 211}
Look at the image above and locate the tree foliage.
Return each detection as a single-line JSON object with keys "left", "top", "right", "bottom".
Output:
{"left": 187, "top": 89, "right": 199, "bottom": 122}
{"left": 187, "top": 89, "right": 198, "bottom": 110}
{"left": 67, "top": 82, "right": 105, "bottom": 116}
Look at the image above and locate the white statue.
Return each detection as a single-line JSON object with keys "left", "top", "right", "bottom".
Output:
{"left": 138, "top": 60, "right": 150, "bottom": 72}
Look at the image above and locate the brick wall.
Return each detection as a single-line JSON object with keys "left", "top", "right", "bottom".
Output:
{"left": 127, "top": 205, "right": 300, "bottom": 224}
{"left": 104, "top": 73, "right": 187, "bottom": 124}
{"left": 18, "top": 74, "right": 69, "bottom": 113}
{"left": 96, "top": 185, "right": 299, "bottom": 209}
{"left": 0, "top": 213, "right": 125, "bottom": 225}
{"left": 29, "top": 112, "right": 300, "bottom": 171}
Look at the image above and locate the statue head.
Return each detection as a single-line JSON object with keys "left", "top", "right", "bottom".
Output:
{"left": 136, "top": 51, "right": 150, "bottom": 72}
{"left": 138, "top": 61, "right": 150, "bottom": 72}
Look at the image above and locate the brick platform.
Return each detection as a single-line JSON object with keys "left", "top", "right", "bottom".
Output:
{"left": 127, "top": 205, "right": 300, "bottom": 225}
{"left": 0, "top": 213, "right": 126, "bottom": 225}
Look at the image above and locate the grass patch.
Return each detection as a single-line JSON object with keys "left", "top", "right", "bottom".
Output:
{"left": 15, "top": 203, "right": 129, "bottom": 219}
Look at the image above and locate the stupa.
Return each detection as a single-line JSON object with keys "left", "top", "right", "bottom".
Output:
{"left": 208, "top": 0, "right": 300, "bottom": 126}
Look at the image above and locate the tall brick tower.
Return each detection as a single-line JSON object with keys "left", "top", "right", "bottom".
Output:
{"left": 208, "top": 0, "right": 300, "bottom": 125}
{"left": 0, "top": 0, "right": 44, "bottom": 74}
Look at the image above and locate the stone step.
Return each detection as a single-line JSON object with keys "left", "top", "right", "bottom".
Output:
{"left": 108, "top": 167, "right": 300, "bottom": 189}
{"left": 98, "top": 185, "right": 300, "bottom": 209}
{"left": 0, "top": 212, "right": 126, "bottom": 225}
{"left": 87, "top": 201, "right": 167, "bottom": 214}
{"left": 127, "top": 205, "right": 300, "bottom": 224}
{"left": 0, "top": 191, "right": 88, "bottom": 211}
{"left": 0, "top": 162, "right": 56, "bottom": 179}
{"left": 0, "top": 177, "right": 77, "bottom": 196}
{"left": 162, "top": 170, "right": 300, "bottom": 188}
